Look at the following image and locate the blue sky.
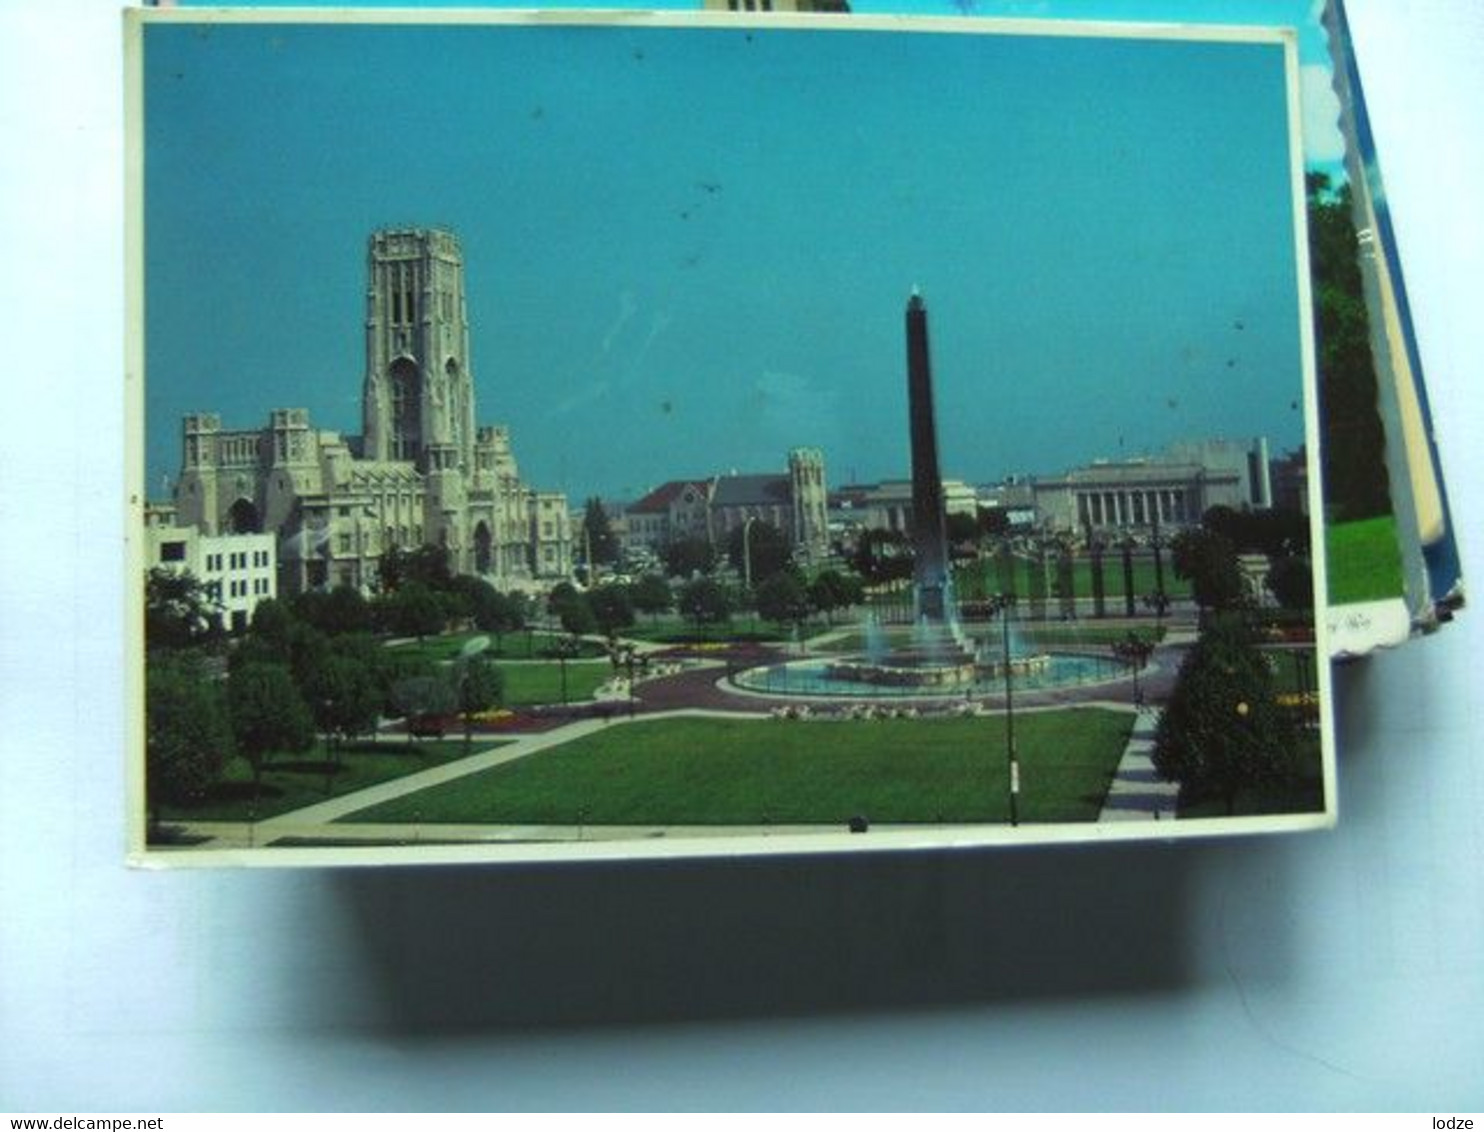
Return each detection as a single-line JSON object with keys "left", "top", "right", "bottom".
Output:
{"left": 143, "top": 9, "right": 1321, "bottom": 504}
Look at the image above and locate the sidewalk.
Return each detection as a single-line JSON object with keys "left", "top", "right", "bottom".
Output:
{"left": 1098, "top": 706, "right": 1179, "bottom": 821}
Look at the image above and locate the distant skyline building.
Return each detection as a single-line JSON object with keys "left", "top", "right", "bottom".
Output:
{"left": 172, "top": 228, "right": 570, "bottom": 594}
{"left": 1025, "top": 437, "right": 1276, "bottom": 535}
{"left": 621, "top": 448, "right": 831, "bottom": 563}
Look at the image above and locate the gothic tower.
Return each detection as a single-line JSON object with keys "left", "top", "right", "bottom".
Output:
{"left": 787, "top": 446, "right": 829, "bottom": 562}
{"left": 362, "top": 228, "right": 477, "bottom": 474}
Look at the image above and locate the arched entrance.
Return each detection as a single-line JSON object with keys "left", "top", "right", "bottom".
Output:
{"left": 389, "top": 356, "right": 421, "bottom": 463}
{"left": 474, "top": 520, "right": 493, "bottom": 575}
{"left": 225, "top": 497, "right": 261, "bottom": 534}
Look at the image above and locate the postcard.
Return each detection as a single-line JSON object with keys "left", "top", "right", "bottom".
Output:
{"left": 127, "top": 8, "right": 1335, "bottom": 865}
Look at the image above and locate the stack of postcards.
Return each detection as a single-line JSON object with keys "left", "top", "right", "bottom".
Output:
{"left": 124, "top": 0, "right": 1463, "bottom": 867}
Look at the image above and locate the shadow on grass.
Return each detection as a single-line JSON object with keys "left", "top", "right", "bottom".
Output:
{"left": 274, "top": 759, "right": 342, "bottom": 776}
{"left": 207, "top": 780, "right": 285, "bottom": 802}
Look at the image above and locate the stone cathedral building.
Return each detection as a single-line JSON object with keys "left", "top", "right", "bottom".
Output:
{"left": 173, "top": 228, "right": 571, "bottom": 595}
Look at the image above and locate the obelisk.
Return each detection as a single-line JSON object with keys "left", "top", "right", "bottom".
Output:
{"left": 906, "top": 289, "right": 951, "bottom": 622}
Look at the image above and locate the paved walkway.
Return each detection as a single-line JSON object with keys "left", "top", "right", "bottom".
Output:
{"left": 1097, "top": 706, "right": 1179, "bottom": 822}
{"left": 168, "top": 709, "right": 771, "bottom": 850}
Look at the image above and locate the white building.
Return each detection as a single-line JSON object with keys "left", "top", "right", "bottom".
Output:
{"left": 1028, "top": 438, "right": 1275, "bottom": 536}
{"left": 146, "top": 523, "right": 277, "bottom": 634}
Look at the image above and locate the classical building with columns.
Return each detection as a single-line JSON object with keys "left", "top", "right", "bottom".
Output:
{"left": 172, "top": 228, "right": 571, "bottom": 594}
{"left": 1028, "top": 437, "right": 1275, "bottom": 536}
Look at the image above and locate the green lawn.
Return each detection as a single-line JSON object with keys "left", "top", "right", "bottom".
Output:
{"left": 159, "top": 737, "right": 503, "bottom": 824}
{"left": 381, "top": 634, "right": 615, "bottom": 705}
{"left": 386, "top": 629, "right": 606, "bottom": 664}
{"left": 954, "top": 558, "right": 1192, "bottom": 603}
{"left": 1325, "top": 515, "right": 1404, "bottom": 604}
{"left": 500, "top": 660, "right": 614, "bottom": 706}
{"left": 621, "top": 616, "right": 829, "bottom": 645}
{"left": 339, "top": 709, "right": 1134, "bottom": 827}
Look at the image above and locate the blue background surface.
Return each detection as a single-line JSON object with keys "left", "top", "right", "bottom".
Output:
{"left": 1, "top": 0, "right": 1481, "bottom": 1111}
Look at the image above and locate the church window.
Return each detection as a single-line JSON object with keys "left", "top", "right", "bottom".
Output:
{"left": 389, "top": 358, "right": 421, "bottom": 462}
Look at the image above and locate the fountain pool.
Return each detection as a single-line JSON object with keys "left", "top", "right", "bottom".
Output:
{"left": 730, "top": 650, "right": 1129, "bottom": 700}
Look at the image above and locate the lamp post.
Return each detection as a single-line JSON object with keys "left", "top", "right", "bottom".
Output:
{"left": 553, "top": 634, "right": 579, "bottom": 706}
{"left": 742, "top": 516, "right": 756, "bottom": 590}
{"left": 989, "top": 592, "right": 1019, "bottom": 828}
{"left": 1111, "top": 631, "right": 1154, "bottom": 708}
{"left": 742, "top": 515, "right": 758, "bottom": 634}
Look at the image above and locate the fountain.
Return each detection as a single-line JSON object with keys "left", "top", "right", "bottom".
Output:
{"left": 730, "top": 293, "right": 1124, "bottom": 701}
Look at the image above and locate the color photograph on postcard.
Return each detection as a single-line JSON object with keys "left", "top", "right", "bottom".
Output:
{"left": 127, "top": 9, "right": 1334, "bottom": 865}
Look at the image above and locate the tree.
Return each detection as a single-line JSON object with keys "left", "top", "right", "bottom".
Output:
{"left": 1308, "top": 174, "right": 1392, "bottom": 523}
{"left": 631, "top": 573, "right": 674, "bottom": 622}
{"left": 978, "top": 506, "right": 1011, "bottom": 539}
{"left": 754, "top": 570, "right": 812, "bottom": 630}
{"left": 851, "top": 528, "right": 912, "bottom": 586}
{"left": 1170, "top": 527, "right": 1246, "bottom": 612}
{"left": 300, "top": 653, "right": 382, "bottom": 756}
{"left": 227, "top": 660, "right": 314, "bottom": 790}
{"left": 588, "top": 584, "right": 636, "bottom": 637}
{"left": 293, "top": 585, "right": 371, "bottom": 637}
{"left": 1203, "top": 506, "right": 1310, "bottom": 558}
{"left": 462, "top": 581, "right": 525, "bottom": 649}
{"left": 663, "top": 536, "right": 715, "bottom": 579}
{"left": 388, "top": 671, "right": 457, "bottom": 738}
{"left": 144, "top": 568, "right": 221, "bottom": 651}
{"left": 457, "top": 656, "right": 505, "bottom": 749}
{"left": 146, "top": 655, "right": 232, "bottom": 824}
{"left": 1266, "top": 556, "right": 1314, "bottom": 611}
{"left": 945, "top": 511, "right": 980, "bottom": 552}
{"left": 678, "top": 576, "right": 733, "bottom": 634}
{"left": 378, "top": 544, "right": 454, "bottom": 594}
{"left": 548, "top": 583, "right": 598, "bottom": 637}
{"left": 581, "top": 497, "right": 621, "bottom": 569}
{"left": 1153, "top": 615, "right": 1293, "bottom": 814}
{"left": 726, "top": 519, "right": 791, "bottom": 585}
{"left": 376, "top": 581, "right": 446, "bottom": 640}
{"left": 248, "top": 597, "right": 297, "bottom": 651}
{"left": 807, "top": 569, "right": 863, "bottom": 626}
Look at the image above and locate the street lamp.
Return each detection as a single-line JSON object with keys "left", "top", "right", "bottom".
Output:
{"left": 553, "top": 634, "right": 580, "bottom": 706}
{"left": 988, "top": 592, "right": 1019, "bottom": 827}
{"left": 1111, "top": 631, "right": 1154, "bottom": 708}
{"left": 742, "top": 515, "right": 758, "bottom": 589}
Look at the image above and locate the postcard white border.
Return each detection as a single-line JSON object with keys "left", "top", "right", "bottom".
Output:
{"left": 124, "top": 7, "right": 1334, "bottom": 869}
